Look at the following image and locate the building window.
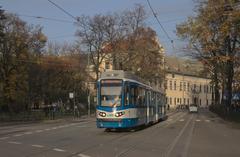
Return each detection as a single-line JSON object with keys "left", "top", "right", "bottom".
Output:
{"left": 180, "top": 82, "right": 182, "bottom": 91}
{"left": 170, "top": 81, "right": 172, "bottom": 90}
{"left": 206, "top": 85, "right": 209, "bottom": 93}
{"left": 165, "top": 80, "right": 168, "bottom": 90}
{"left": 187, "top": 98, "right": 189, "bottom": 105}
{"left": 177, "top": 98, "right": 179, "bottom": 103}
{"left": 174, "top": 98, "right": 176, "bottom": 105}
{"left": 194, "top": 84, "right": 196, "bottom": 91}
{"left": 184, "top": 98, "right": 186, "bottom": 104}
{"left": 174, "top": 81, "right": 176, "bottom": 90}
{"left": 187, "top": 82, "right": 190, "bottom": 91}
{"left": 172, "top": 73, "right": 175, "bottom": 78}
{"left": 199, "top": 99, "right": 202, "bottom": 106}
{"left": 183, "top": 82, "right": 186, "bottom": 91}
{"left": 105, "top": 61, "right": 110, "bottom": 69}
{"left": 170, "top": 97, "right": 172, "bottom": 105}
{"left": 180, "top": 98, "right": 182, "bottom": 104}
{"left": 199, "top": 84, "right": 202, "bottom": 93}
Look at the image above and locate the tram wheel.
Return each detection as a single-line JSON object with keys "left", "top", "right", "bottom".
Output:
{"left": 105, "top": 128, "right": 111, "bottom": 132}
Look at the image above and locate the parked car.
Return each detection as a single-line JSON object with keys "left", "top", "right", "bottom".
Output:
{"left": 189, "top": 104, "right": 198, "bottom": 113}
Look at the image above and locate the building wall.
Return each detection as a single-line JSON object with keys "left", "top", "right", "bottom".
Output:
{"left": 165, "top": 72, "right": 213, "bottom": 108}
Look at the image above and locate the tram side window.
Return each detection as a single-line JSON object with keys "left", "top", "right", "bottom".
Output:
{"left": 129, "top": 85, "right": 144, "bottom": 106}
{"left": 130, "top": 85, "right": 138, "bottom": 106}
{"left": 138, "top": 87, "right": 145, "bottom": 107}
{"left": 124, "top": 84, "right": 130, "bottom": 106}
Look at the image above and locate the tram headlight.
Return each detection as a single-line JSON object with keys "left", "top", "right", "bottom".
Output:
{"left": 115, "top": 111, "right": 125, "bottom": 117}
{"left": 99, "top": 112, "right": 106, "bottom": 117}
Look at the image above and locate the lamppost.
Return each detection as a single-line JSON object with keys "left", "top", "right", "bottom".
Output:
{"left": 87, "top": 52, "right": 91, "bottom": 118}
{"left": 183, "top": 64, "right": 189, "bottom": 107}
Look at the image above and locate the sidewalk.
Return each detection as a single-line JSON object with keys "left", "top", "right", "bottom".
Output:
{"left": 0, "top": 114, "right": 96, "bottom": 127}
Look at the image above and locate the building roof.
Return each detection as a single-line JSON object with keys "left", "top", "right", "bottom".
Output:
{"left": 165, "top": 55, "right": 208, "bottom": 78}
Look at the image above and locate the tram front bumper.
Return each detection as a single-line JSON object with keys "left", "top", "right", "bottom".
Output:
{"left": 96, "top": 118, "right": 139, "bottom": 129}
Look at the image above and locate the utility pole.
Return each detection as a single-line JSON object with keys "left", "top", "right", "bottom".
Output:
{"left": 87, "top": 50, "right": 91, "bottom": 118}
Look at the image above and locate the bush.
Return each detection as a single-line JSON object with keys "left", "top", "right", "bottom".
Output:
{"left": 209, "top": 104, "right": 240, "bottom": 123}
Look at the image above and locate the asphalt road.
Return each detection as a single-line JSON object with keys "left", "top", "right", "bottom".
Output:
{"left": 0, "top": 109, "right": 240, "bottom": 157}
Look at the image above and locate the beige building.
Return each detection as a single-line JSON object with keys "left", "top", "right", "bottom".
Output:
{"left": 165, "top": 56, "right": 213, "bottom": 108}
{"left": 165, "top": 71, "right": 213, "bottom": 108}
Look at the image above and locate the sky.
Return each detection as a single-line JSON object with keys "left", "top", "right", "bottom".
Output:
{"left": 0, "top": 0, "right": 196, "bottom": 55}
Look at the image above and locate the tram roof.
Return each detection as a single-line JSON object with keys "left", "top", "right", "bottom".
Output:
{"left": 99, "top": 70, "right": 165, "bottom": 94}
{"left": 100, "top": 70, "right": 141, "bottom": 81}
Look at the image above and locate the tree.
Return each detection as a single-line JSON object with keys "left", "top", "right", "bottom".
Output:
{"left": 75, "top": 4, "right": 148, "bottom": 81}
{"left": 177, "top": 0, "right": 240, "bottom": 106}
{"left": 0, "top": 13, "right": 47, "bottom": 112}
{"left": 113, "top": 27, "right": 164, "bottom": 83}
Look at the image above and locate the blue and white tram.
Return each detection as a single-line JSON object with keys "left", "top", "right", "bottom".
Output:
{"left": 96, "top": 70, "right": 166, "bottom": 129}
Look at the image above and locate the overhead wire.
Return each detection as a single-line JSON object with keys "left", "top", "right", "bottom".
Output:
{"left": 146, "top": 0, "right": 174, "bottom": 44}
{"left": 47, "top": 0, "right": 78, "bottom": 22}
{"left": 17, "top": 14, "right": 74, "bottom": 23}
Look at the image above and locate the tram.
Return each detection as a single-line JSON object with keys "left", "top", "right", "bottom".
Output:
{"left": 96, "top": 70, "right": 166, "bottom": 129}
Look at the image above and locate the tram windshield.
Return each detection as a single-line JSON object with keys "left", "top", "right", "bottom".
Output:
{"left": 100, "top": 80, "right": 122, "bottom": 107}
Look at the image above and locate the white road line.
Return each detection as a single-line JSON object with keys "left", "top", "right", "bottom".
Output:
{"left": 45, "top": 128, "right": 51, "bottom": 131}
{"left": 53, "top": 148, "right": 66, "bottom": 152}
{"left": 8, "top": 141, "right": 22, "bottom": 145}
{"left": 196, "top": 119, "right": 201, "bottom": 122}
{"left": 168, "top": 119, "right": 173, "bottom": 121}
{"left": 78, "top": 153, "right": 91, "bottom": 157}
{"left": 205, "top": 120, "right": 210, "bottom": 122}
{"left": 77, "top": 126, "right": 87, "bottom": 128}
{"left": 164, "top": 115, "right": 193, "bottom": 157}
{"left": 31, "top": 144, "right": 44, "bottom": 148}
{"left": 0, "top": 137, "right": 9, "bottom": 140}
{"left": 13, "top": 134, "right": 24, "bottom": 137}
{"left": 179, "top": 119, "right": 184, "bottom": 122}
{"left": 182, "top": 117, "right": 196, "bottom": 157}
{"left": 51, "top": 127, "right": 57, "bottom": 130}
{"left": 35, "top": 130, "right": 43, "bottom": 133}
{"left": 24, "top": 132, "right": 33, "bottom": 135}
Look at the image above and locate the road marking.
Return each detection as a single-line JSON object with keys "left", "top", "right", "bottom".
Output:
{"left": 205, "top": 120, "right": 210, "bottom": 122}
{"left": 77, "top": 126, "right": 87, "bottom": 128}
{"left": 182, "top": 117, "right": 196, "bottom": 157}
{"left": 53, "top": 148, "right": 66, "bottom": 152}
{"left": 35, "top": 130, "right": 43, "bottom": 133}
{"left": 0, "top": 137, "right": 9, "bottom": 140}
{"left": 168, "top": 119, "right": 173, "bottom": 121}
{"left": 179, "top": 119, "right": 184, "bottom": 122}
{"left": 8, "top": 141, "right": 22, "bottom": 145}
{"left": 31, "top": 144, "right": 44, "bottom": 148}
{"left": 164, "top": 115, "right": 193, "bottom": 157}
{"left": 78, "top": 153, "right": 91, "bottom": 157}
{"left": 13, "top": 134, "right": 24, "bottom": 137}
{"left": 163, "top": 112, "right": 188, "bottom": 128}
{"left": 45, "top": 128, "right": 51, "bottom": 131}
{"left": 24, "top": 132, "right": 33, "bottom": 135}
{"left": 51, "top": 127, "right": 58, "bottom": 130}
{"left": 196, "top": 119, "right": 201, "bottom": 122}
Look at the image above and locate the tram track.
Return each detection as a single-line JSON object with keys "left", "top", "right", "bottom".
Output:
{"left": 67, "top": 111, "right": 187, "bottom": 157}
{"left": 115, "top": 112, "right": 188, "bottom": 157}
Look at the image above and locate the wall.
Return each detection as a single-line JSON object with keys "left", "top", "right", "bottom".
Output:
{"left": 165, "top": 72, "right": 213, "bottom": 108}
